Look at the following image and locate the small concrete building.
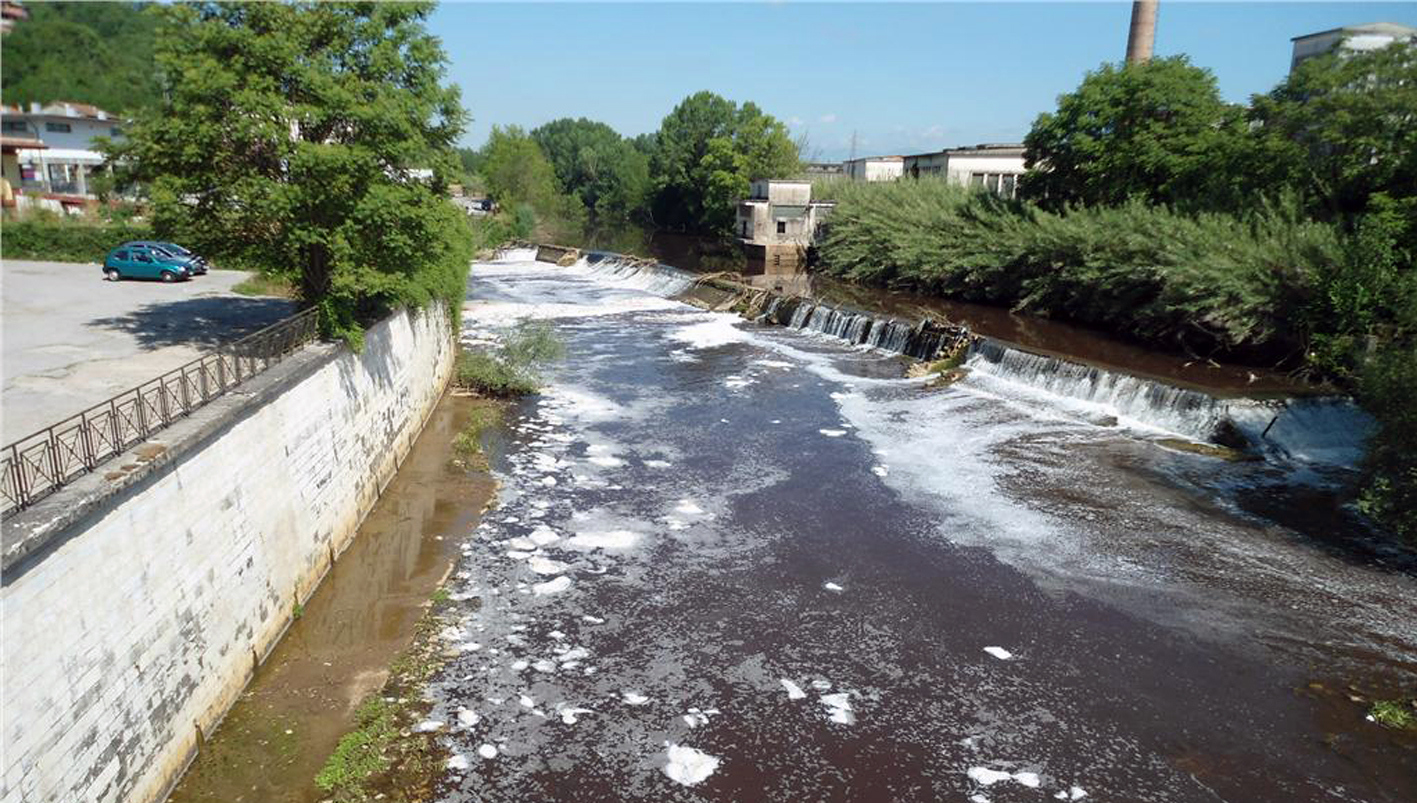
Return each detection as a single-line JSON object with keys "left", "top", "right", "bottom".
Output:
{"left": 902, "top": 143, "right": 1027, "bottom": 198}
{"left": 0, "top": 101, "right": 122, "bottom": 200}
{"left": 1290, "top": 21, "right": 1417, "bottom": 72}
{"left": 843, "top": 155, "right": 903, "bottom": 182}
{"left": 736, "top": 179, "right": 835, "bottom": 269}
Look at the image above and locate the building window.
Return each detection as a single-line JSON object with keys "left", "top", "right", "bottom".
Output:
{"left": 970, "top": 173, "right": 985, "bottom": 187}
{"left": 45, "top": 122, "right": 72, "bottom": 133}
{"left": 776, "top": 220, "right": 787, "bottom": 235}
{"left": 1002, "top": 174, "right": 1018, "bottom": 197}
{"left": 1, "top": 121, "right": 28, "bottom": 134}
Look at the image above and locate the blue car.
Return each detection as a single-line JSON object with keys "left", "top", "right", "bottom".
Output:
{"left": 122, "top": 241, "right": 209, "bottom": 275}
{"left": 103, "top": 246, "right": 193, "bottom": 282}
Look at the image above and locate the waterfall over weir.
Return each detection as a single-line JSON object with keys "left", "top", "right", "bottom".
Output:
{"left": 543, "top": 250, "right": 1371, "bottom": 466}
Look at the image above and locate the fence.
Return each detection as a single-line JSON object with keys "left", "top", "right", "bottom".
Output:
{"left": 1, "top": 308, "right": 321, "bottom": 516}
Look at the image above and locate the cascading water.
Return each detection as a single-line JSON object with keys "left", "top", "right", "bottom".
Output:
{"left": 533, "top": 251, "right": 1372, "bottom": 466}
{"left": 965, "top": 337, "right": 1372, "bottom": 464}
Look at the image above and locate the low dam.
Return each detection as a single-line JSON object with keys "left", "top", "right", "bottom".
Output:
{"left": 408, "top": 248, "right": 1415, "bottom": 802}
{"left": 1, "top": 306, "right": 455, "bottom": 803}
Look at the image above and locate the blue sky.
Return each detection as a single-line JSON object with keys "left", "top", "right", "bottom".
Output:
{"left": 430, "top": 2, "right": 1417, "bottom": 160}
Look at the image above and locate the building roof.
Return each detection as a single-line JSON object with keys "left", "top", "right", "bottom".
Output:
{"left": 1292, "top": 21, "right": 1417, "bottom": 42}
{"left": 0, "top": 136, "right": 46, "bottom": 152}
{"left": 1, "top": 101, "right": 119, "bottom": 121}
{"left": 903, "top": 143, "right": 1026, "bottom": 160}
{"left": 844, "top": 155, "right": 903, "bottom": 163}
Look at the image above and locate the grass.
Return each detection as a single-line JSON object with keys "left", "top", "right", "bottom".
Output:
{"left": 1370, "top": 699, "right": 1417, "bottom": 730}
{"left": 231, "top": 273, "right": 297, "bottom": 297}
{"left": 313, "top": 602, "right": 468, "bottom": 802}
{"left": 451, "top": 401, "right": 504, "bottom": 468}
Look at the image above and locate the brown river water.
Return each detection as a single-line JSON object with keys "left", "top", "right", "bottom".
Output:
{"left": 168, "top": 248, "right": 1414, "bottom": 803}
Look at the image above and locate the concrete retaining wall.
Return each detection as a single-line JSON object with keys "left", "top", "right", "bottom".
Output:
{"left": 1, "top": 305, "right": 455, "bottom": 803}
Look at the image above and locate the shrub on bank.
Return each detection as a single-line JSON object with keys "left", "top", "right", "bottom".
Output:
{"left": 1, "top": 217, "right": 152, "bottom": 263}
{"left": 454, "top": 321, "right": 565, "bottom": 397}
{"left": 815, "top": 180, "right": 1340, "bottom": 357}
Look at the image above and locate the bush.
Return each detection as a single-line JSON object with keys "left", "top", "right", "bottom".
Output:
{"left": 816, "top": 181, "right": 1340, "bottom": 358}
{"left": 0, "top": 217, "right": 152, "bottom": 262}
{"left": 1358, "top": 347, "right": 1417, "bottom": 543}
{"left": 454, "top": 321, "right": 565, "bottom": 397}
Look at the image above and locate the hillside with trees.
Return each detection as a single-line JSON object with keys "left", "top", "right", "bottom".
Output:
{"left": 1, "top": 1, "right": 161, "bottom": 113}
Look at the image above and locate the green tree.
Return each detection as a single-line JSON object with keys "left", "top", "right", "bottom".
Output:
{"left": 481, "top": 125, "right": 562, "bottom": 212}
{"left": 0, "top": 1, "right": 163, "bottom": 114}
{"left": 650, "top": 91, "right": 800, "bottom": 232}
{"left": 110, "top": 1, "right": 471, "bottom": 345}
{"left": 530, "top": 118, "right": 650, "bottom": 221}
{"left": 1249, "top": 42, "right": 1417, "bottom": 237}
{"left": 1020, "top": 56, "right": 1247, "bottom": 210}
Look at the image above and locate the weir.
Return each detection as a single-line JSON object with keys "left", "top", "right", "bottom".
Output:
{"left": 543, "top": 247, "right": 1371, "bottom": 465}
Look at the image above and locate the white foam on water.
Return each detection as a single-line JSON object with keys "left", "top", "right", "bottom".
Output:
{"left": 462, "top": 295, "right": 679, "bottom": 326}
{"left": 824, "top": 582, "right": 845, "bottom": 593}
{"left": 1015, "top": 772, "right": 1041, "bottom": 788}
{"left": 819, "top": 429, "right": 847, "bottom": 437}
{"left": 413, "top": 720, "right": 443, "bottom": 732}
{"left": 644, "top": 459, "right": 672, "bottom": 469}
{"left": 674, "top": 499, "right": 705, "bottom": 516}
{"left": 559, "top": 706, "right": 594, "bottom": 724}
{"left": 622, "top": 691, "right": 650, "bottom": 705}
{"left": 478, "top": 744, "right": 498, "bottom": 759}
{"left": 581, "top": 615, "right": 606, "bottom": 624}
{"left": 780, "top": 679, "right": 807, "bottom": 700}
{"left": 586, "top": 455, "right": 625, "bottom": 468}
{"left": 969, "top": 795, "right": 989, "bottom": 803}
{"left": 983, "top": 646, "right": 1013, "bottom": 660}
{"left": 871, "top": 465, "right": 889, "bottom": 477}
{"left": 819, "top": 692, "right": 855, "bottom": 725}
{"left": 567, "top": 530, "right": 642, "bottom": 550}
{"left": 528, "top": 556, "right": 568, "bottom": 575}
{"left": 663, "top": 744, "right": 722, "bottom": 787}
{"left": 506, "top": 537, "right": 537, "bottom": 550}
{"left": 968, "top": 767, "right": 1013, "bottom": 786}
{"left": 457, "top": 708, "right": 481, "bottom": 728}
{"left": 669, "top": 317, "right": 751, "bottom": 350}
{"left": 532, "top": 576, "right": 572, "bottom": 596}
{"left": 447, "top": 754, "right": 470, "bottom": 772}
{"left": 528, "top": 526, "right": 560, "bottom": 546}
{"left": 755, "top": 359, "right": 794, "bottom": 369}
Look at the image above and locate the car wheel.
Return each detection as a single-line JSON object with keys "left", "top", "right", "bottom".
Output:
{"left": 160, "top": 270, "right": 177, "bottom": 283}
{"left": 104, "top": 268, "right": 121, "bottom": 282}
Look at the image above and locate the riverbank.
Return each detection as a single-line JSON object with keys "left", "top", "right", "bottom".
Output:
{"left": 166, "top": 393, "right": 497, "bottom": 803}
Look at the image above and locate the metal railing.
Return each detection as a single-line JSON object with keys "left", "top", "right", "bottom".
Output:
{"left": 1, "top": 308, "right": 321, "bottom": 516}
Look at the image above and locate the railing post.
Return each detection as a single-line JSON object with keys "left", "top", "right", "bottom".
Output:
{"left": 135, "top": 388, "right": 148, "bottom": 438}
{"left": 46, "top": 429, "right": 62, "bottom": 491}
{"left": 80, "top": 414, "right": 97, "bottom": 470}
{"left": 109, "top": 399, "right": 122, "bottom": 458}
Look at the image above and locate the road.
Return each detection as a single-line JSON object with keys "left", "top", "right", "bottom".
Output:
{"left": 0, "top": 259, "right": 295, "bottom": 442}
{"left": 426, "top": 253, "right": 1417, "bottom": 802}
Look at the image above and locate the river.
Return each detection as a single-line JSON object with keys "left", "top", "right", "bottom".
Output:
{"left": 420, "top": 249, "right": 1416, "bottom": 802}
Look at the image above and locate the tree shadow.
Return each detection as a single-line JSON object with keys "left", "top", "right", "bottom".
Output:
{"left": 87, "top": 296, "right": 300, "bottom": 350}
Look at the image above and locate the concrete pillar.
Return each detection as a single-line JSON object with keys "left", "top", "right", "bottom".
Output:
{"left": 76, "top": 164, "right": 88, "bottom": 197}
{"left": 1126, "top": 0, "right": 1158, "bottom": 64}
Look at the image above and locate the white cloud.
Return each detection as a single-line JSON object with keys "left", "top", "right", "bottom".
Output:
{"left": 789, "top": 116, "right": 804, "bottom": 127}
{"left": 819, "top": 113, "right": 838, "bottom": 124}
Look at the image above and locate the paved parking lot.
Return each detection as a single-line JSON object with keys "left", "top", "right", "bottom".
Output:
{"left": 1, "top": 260, "right": 297, "bottom": 442}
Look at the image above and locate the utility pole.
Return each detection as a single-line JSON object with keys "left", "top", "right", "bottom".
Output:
{"left": 1125, "top": 0, "right": 1158, "bottom": 64}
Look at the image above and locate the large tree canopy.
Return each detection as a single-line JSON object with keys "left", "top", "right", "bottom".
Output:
{"left": 650, "top": 91, "right": 800, "bottom": 232}
{"left": 1020, "top": 56, "right": 1245, "bottom": 210}
{"left": 530, "top": 118, "right": 650, "bottom": 222}
{"left": 0, "top": 1, "right": 162, "bottom": 114}
{"left": 113, "top": 0, "right": 471, "bottom": 343}
{"left": 1249, "top": 42, "right": 1417, "bottom": 227}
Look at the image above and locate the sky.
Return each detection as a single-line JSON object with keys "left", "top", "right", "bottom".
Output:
{"left": 430, "top": 1, "right": 1417, "bottom": 160}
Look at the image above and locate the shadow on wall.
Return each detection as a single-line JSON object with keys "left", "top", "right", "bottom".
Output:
{"left": 86, "top": 297, "right": 300, "bottom": 350}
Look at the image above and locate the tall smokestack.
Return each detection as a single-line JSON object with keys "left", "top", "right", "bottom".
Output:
{"left": 1126, "top": 0, "right": 1158, "bottom": 64}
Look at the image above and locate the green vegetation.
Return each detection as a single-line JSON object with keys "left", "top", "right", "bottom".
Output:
{"left": 451, "top": 402, "right": 504, "bottom": 468}
{"left": 0, "top": 1, "right": 162, "bottom": 114}
{"left": 231, "top": 274, "right": 297, "bottom": 298}
{"left": 1369, "top": 699, "right": 1417, "bottom": 731}
{"left": 531, "top": 118, "right": 652, "bottom": 223}
{"left": 109, "top": 1, "right": 472, "bottom": 347}
{"left": 1021, "top": 56, "right": 1246, "bottom": 211}
{"left": 820, "top": 44, "right": 1416, "bottom": 541}
{"left": 457, "top": 91, "right": 799, "bottom": 239}
{"left": 649, "top": 91, "right": 801, "bottom": 232}
{"left": 453, "top": 321, "right": 566, "bottom": 397}
{"left": 0, "top": 216, "right": 151, "bottom": 262}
